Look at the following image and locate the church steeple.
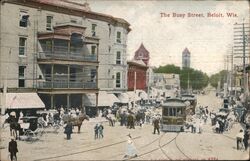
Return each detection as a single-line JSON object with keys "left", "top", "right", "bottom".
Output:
{"left": 134, "top": 43, "right": 150, "bottom": 66}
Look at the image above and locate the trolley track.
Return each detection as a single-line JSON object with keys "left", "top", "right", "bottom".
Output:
{"left": 136, "top": 132, "right": 192, "bottom": 160}
{"left": 34, "top": 136, "right": 141, "bottom": 161}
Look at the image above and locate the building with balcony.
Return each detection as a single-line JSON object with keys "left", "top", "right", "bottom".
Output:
{"left": 0, "top": 0, "right": 130, "bottom": 112}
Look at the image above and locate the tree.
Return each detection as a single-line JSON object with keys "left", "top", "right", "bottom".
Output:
{"left": 153, "top": 64, "right": 180, "bottom": 74}
{"left": 209, "top": 70, "right": 228, "bottom": 89}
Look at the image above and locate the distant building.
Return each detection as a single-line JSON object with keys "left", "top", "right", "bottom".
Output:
{"left": 134, "top": 43, "right": 150, "bottom": 66}
{"left": 127, "top": 60, "right": 148, "bottom": 91}
{"left": 182, "top": 48, "right": 191, "bottom": 68}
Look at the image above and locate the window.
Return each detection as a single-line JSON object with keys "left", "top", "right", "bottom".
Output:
{"left": 91, "top": 69, "right": 96, "bottom": 82}
{"left": 116, "top": 51, "right": 121, "bottom": 64}
{"left": 108, "top": 46, "right": 111, "bottom": 53}
{"left": 70, "top": 19, "right": 77, "bottom": 24}
{"left": 91, "top": 24, "right": 97, "bottom": 36}
{"left": 45, "top": 40, "right": 52, "bottom": 52}
{"left": 91, "top": 46, "right": 96, "bottom": 55}
{"left": 19, "top": 37, "right": 27, "bottom": 56}
{"left": 116, "top": 31, "right": 121, "bottom": 43}
{"left": 18, "top": 66, "right": 25, "bottom": 87}
{"left": 19, "top": 11, "right": 29, "bottom": 27}
{"left": 46, "top": 16, "right": 53, "bottom": 31}
{"left": 116, "top": 72, "right": 121, "bottom": 88}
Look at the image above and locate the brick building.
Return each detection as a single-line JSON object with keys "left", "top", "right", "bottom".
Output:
{"left": 127, "top": 60, "right": 148, "bottom": 91}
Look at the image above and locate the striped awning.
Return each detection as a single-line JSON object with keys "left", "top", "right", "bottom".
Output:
{"left": 5, "top": 93, "right": 45, "bottom": 109}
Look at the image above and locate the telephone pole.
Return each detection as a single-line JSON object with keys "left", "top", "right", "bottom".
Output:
{"left": 234, "top": 21, "right": 250, "bottom": 107}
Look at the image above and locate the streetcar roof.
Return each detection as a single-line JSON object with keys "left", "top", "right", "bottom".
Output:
{"left": 162, "top": 98, "right": 187, "bottom": 107}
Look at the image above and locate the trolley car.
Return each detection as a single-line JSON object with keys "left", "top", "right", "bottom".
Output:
{"left": 161, "top": 98, "right": 188, "bottom": 132}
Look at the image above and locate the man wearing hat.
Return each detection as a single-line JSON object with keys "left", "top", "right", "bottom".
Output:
{"left": 8, "top": 137, "right": 18, "bottom": 161}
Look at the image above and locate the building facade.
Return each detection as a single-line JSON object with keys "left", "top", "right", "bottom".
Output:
{"left": 182, "top": 47, "right": 191, "bottom": 68}
{"left": 127, "top": 60, "right": 148, "bottom": 91}
{"left": 0, "top": 0, "right": 130, "bottom": 110}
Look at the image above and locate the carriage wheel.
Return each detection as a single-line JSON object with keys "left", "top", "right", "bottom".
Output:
{"left": 53, "top": 124, "right": 60, "bottom": 133}
{"left": 24, "top": 130, "right": 33, "bottom": 142}
{"left": 37, "top": 123, "right": 45, "bottom": 137}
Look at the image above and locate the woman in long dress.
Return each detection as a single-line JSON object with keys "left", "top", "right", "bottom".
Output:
{"left": 124, "top": 134, "right": 138, "bottom": 159}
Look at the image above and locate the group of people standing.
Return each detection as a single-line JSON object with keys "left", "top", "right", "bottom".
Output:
{"left": 94, "top": 123, "right": 104, "bottom": 139}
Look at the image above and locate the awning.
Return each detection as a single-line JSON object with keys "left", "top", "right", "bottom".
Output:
{"left": 5, "top": 93, "right": 45, "bottom": 109}
{"left": 136, "top": 90, "right": 148, "bottom": 100}
{"left": 117, "top": 93, "right": 130, "bottom": 103}
{"left": 127, "top": 91, "right": 141, "bottom": 102}
{"left": 85, "top": 91, "right": 120, "bottom": 107}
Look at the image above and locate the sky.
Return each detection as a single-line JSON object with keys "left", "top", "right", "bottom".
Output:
{"left": 84, "top": 0, "right": 249, "bottom": 76}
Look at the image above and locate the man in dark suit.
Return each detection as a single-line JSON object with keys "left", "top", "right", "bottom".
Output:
{"left": 8, "top": 137, "right": 18, "bottom": 161}
{"left": 153, "top": 118, "right": 160, "bottom": 134}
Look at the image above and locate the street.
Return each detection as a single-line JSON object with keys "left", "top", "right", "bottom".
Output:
{"left": 0, "top": 90, "right": 249, "bottom": 161}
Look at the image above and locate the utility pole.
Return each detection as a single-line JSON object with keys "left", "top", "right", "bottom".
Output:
{"left": 234, "top": 21, "right": 250, "bottom": 108}
{"left": 1, "top": 48, "right": 11, "bottom": 115}
{"left": 133, "top": 71, "right": 137, "bottom": 107}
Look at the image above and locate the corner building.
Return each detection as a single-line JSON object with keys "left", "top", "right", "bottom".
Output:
{"left": 0, "top": 0, "right": 130, "bottom": 110}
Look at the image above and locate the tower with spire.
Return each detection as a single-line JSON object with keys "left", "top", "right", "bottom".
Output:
{"left": 134, "top": 43, "right": 150, "bottom": 66}
{"left": 182, "top": 48, "right": 191, "bottom": 68}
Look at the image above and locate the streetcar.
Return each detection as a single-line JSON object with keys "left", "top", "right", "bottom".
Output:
{"left": 161, "top": 98, "right": 188, "bottom": 132}
{"left": 181, "top": 94, "right": 197, "bottom": 115}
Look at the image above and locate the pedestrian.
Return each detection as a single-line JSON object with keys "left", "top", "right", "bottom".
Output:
{"left": 153, "top": 118, "right": 160, "bottom": 134}
{"left": 64, "top": 121, "right": 73, "bottom": 140}
{"left": 76, "top": 108, "right": 80, "bottom": 116}
{"left": 94, "top": 124, "right": 99, "bottom": 139}
{"left": 99, "top": 123, "right": 104, "bottom": 139}
{"left": 215, "top": 121, "right": 220, "bottom": 133}
{"left": 124, "top": 134, "right": 138, "bottom": 159}
{"left": 243, "top": 129, "right": 249, "bottom": 151}
{"left": 8, "top": 137, "right": 18, "bottom": 161}
{"left": 236, "top": 129, "right": 244, "bottom": 150}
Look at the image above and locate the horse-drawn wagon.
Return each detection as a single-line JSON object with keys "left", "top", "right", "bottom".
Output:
{"left": 19, "top": 116, "right": 45, "bottom": 142}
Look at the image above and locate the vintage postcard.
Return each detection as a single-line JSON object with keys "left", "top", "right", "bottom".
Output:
{"left": 0, "top": 0, "right": 249, "bottom": 160}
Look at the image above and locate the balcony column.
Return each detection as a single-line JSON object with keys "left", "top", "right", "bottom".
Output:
{"left": 51, "top": 64, "right": 54, "bottom": 88}
{"left": 52, "top": 39, "right": 54, "bottom": 56}
{"left": 96, "top": 66, "right": 98, "bottom": 89}
{"left": 51, "top": 94, "right": 54, "bottom": 109}
{"left": 67, "top": 94, "right": 70, "bottom": 109}
{"left": 96, "top": 43, "right": 99, "bottom": 62}
{"left": 68, "top": 40, "right": 70, "bottom": 59}
{"left": 68, "top": 65, "right": 70, "bottom": 88}
{"left": 95, "top": 92, "right": 99, "bottom": 117}
{"left": 82, "top": 94, "right": 85, "bottom": 113}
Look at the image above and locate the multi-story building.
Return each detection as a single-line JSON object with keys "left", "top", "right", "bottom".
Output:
{"left": 182, "top": 48, "right": 191, "bottom": 68}
{"left": 127, "top": 60, "right": 148, "bottom": 91}
{"left": 0, "top": 0, "right": 130, "bottom": 112}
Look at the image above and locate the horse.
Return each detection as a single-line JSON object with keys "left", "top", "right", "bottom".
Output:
{"left": 62, "top": 113, "right": 89, "bottom": 133}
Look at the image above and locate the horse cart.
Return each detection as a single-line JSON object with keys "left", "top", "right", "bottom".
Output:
{"left": 36, "top": 110, "right": 62, "bottom": 133}
{"left": 19, "top": 116, "right": 45, "bottom": 142}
